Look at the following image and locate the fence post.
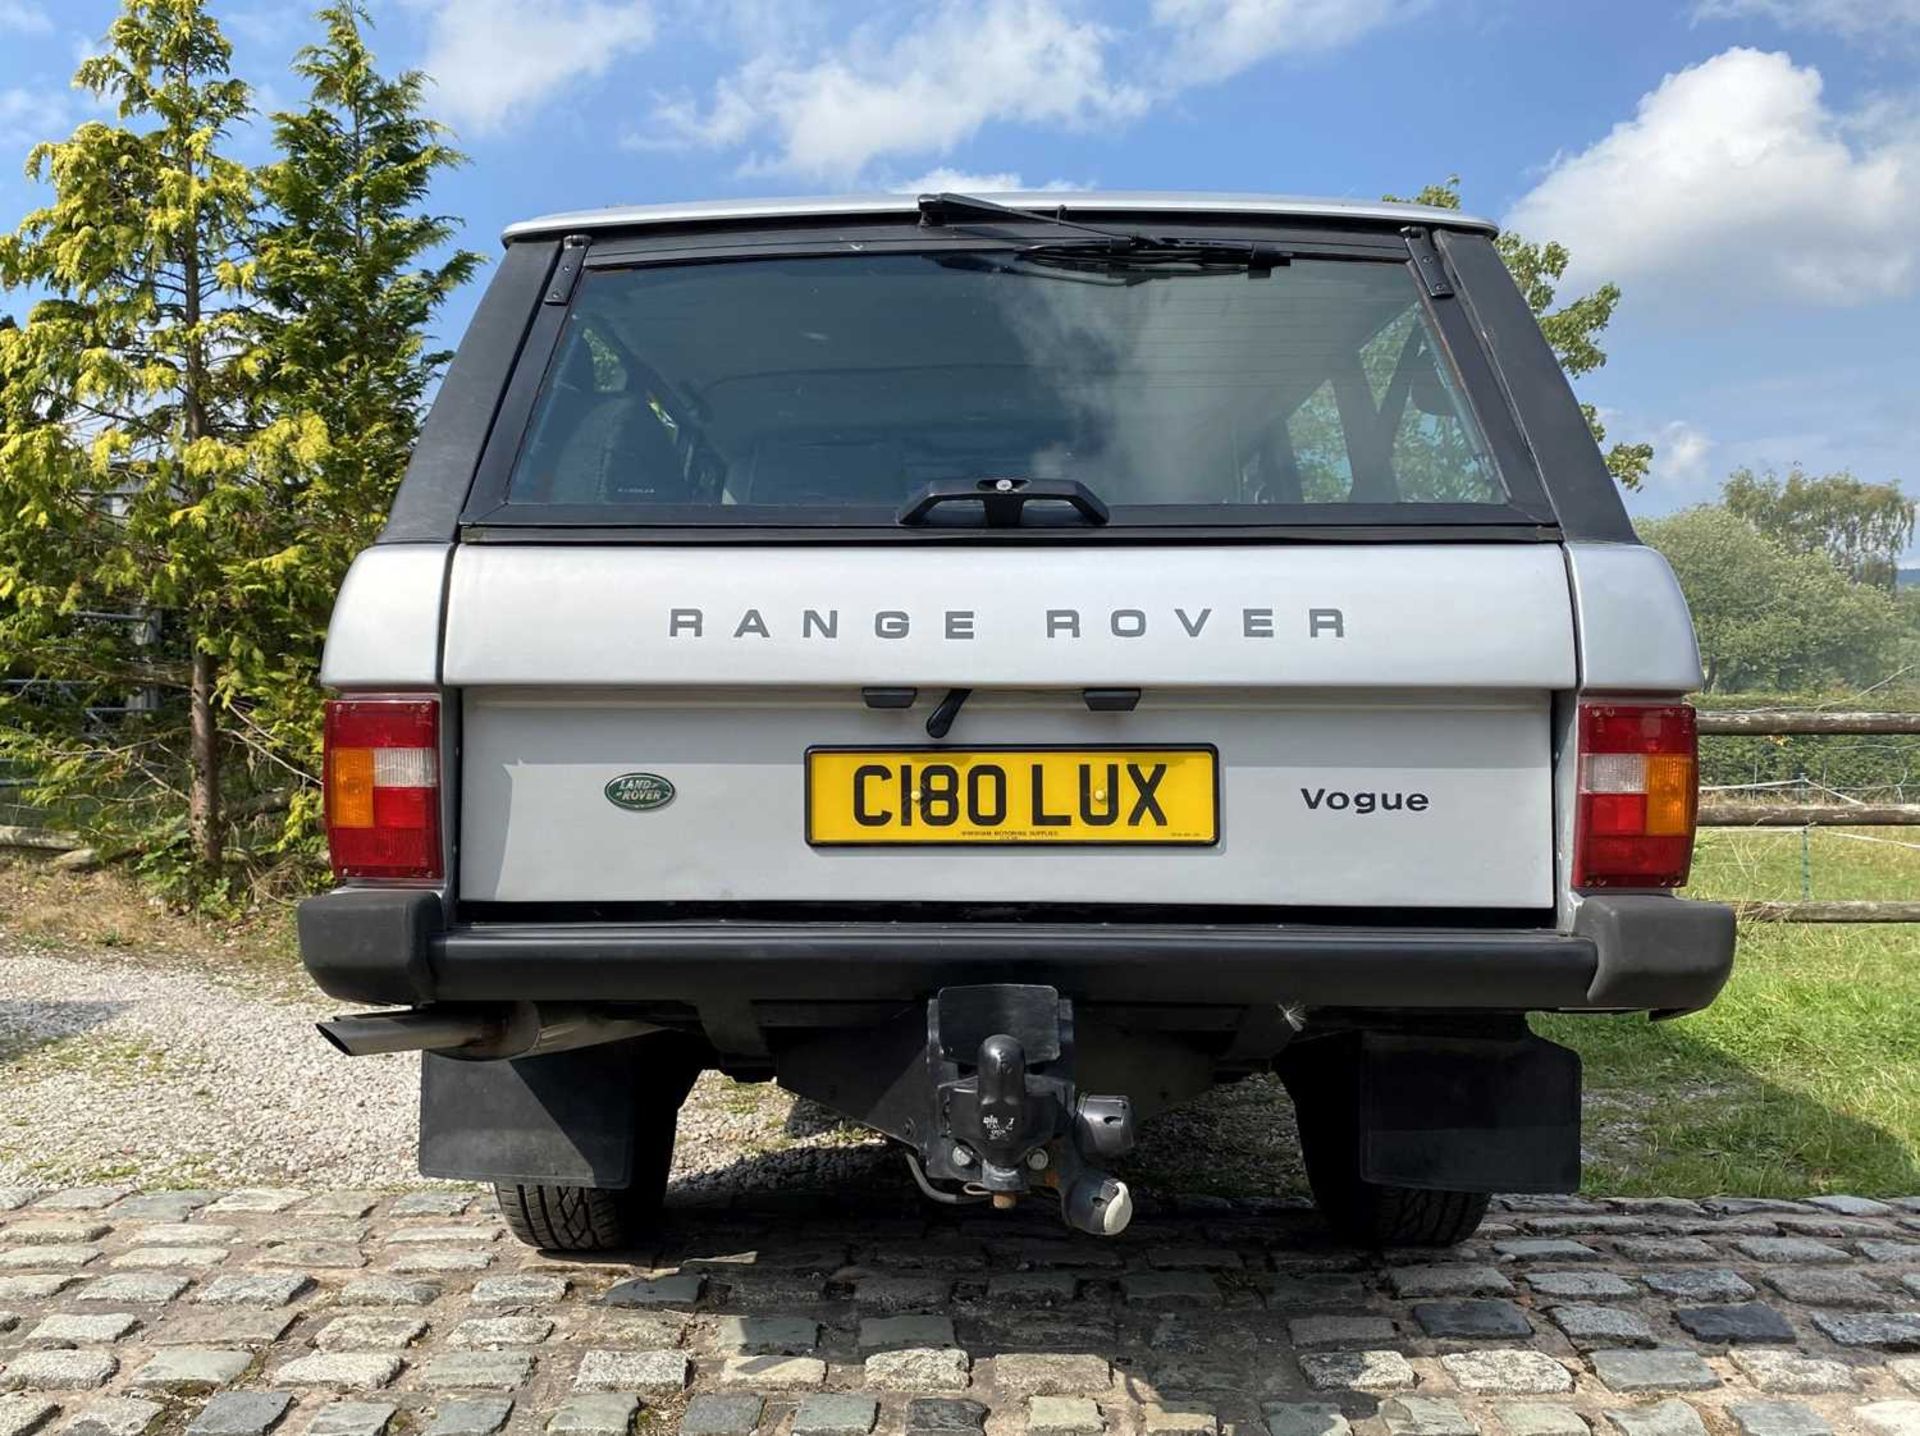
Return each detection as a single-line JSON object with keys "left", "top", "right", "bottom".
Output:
{"left": 1797, "top": 769, "right": 1812, "bottom": 902}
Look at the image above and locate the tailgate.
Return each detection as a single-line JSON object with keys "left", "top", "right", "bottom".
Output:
{"left": 447, "top": 544, "right": 1573, "bottom": 909}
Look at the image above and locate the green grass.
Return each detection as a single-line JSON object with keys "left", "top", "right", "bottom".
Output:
{"left": 1689, "top": 822, "right": 1920, "bottom": 902}
{"left": 1537, "top": 826, "right": 1920, "bottom": 1197}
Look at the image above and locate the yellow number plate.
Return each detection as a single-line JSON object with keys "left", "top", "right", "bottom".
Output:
{"left": 806, "top": 747, "right": 1218, "bottom": 846}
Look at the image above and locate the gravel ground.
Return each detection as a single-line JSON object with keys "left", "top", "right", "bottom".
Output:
{"left": 0, "top": 934, "right": 1304, "bottom": 1198}
{"left": 0, "top": 941, "right": 426, "bottom": 1189}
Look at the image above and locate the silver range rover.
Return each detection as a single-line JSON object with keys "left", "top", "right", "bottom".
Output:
{"left": 299, "top": 191, "right": 1735, "bottom": 1252}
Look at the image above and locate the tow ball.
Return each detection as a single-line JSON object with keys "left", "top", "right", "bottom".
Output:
{"left": 913, "top": 985, "right": 1136, "bottom": 1236}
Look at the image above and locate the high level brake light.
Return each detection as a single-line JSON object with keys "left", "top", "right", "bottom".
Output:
{"left": 1573, "top": 700, "right": 1697, "bottom": 889}
{"left": 323, "top": 697, "right": 442, "bottom": 882}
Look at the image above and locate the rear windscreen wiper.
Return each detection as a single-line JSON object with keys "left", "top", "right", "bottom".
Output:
{"left": 930, "top": 243, "right": 1289, "bottom": 286}
{"left": 897, "top": 477, "right": 1111, "bottom": 527}
{"left": 916, "top": 191, "right": 1149, "bottom": 244}
{"left": 1017, "top": 239, "right": 1291, "bottom": 277}
{"left": 917, "top": 192, "right": 1290, "bottom": 274}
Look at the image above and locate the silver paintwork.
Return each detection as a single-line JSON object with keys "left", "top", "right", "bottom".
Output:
{"left": 326, "top": 533, "right": 1707, "bottom": 915}
{"left": 320, "top": 541, "right": 459, "bottom": 905}
{"left": 459, "top": 688, "right": 1554, "bottom": 907}
{"left": 1552, "top": 692, "right": 1583, "bottom": 931}
{"left": 1563, "top": 542, "right": 1704, "bottom": 693}
{"left": 500, "top": 192, "right": 1498, "bottom": 243}
{"left": 443, "top": 545, "right": 1576, "bottom": 689}
{"left": 1554, "top": 544, "right": 1702, "bottom": 925}
{"left": 319, "top": 543, "right": 449, "bottom": 688}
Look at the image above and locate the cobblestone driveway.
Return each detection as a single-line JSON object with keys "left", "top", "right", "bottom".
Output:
{"left": 0, "top": 1187, "right": 1917, "bottom": 1436}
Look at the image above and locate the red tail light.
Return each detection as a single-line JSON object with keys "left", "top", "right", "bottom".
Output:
{"left": 323, "top": 697, "right": 442, "bottom": 882}
{"left": 1573, "top": 700, "right": 1697, "bottom": 889}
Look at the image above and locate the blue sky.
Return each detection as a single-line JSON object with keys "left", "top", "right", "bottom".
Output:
{"left": 2, "top": 0, "right": 1917, "bottom": 541}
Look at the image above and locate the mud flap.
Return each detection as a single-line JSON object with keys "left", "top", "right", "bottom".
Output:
{"left": 1282, "top": 1029, "right": 1581, "bottom": 1193}
{"left": 419, "top": 1035, "right": 697, "bottom": 1188}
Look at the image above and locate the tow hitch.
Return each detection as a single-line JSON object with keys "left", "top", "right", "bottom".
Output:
{"left": 920, "top": 985, "right": 1136, "bottom": 1235}
{"left": 776, "top": 983, "right": 1137, "bottom": 1236}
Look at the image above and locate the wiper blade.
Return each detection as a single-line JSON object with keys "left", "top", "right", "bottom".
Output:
{"left": 919, "top": 194, "right": 1290, "bottom": 286}
{"left": 917, "top": 194, "right": 1291, "bottom": 272}
{"left": 1018, "top": 239, "right": 1292, "bottom": 277}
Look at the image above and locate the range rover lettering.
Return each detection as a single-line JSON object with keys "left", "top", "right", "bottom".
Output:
{"left": 299, "top": 192, "right": 1735, "bottom": 1251}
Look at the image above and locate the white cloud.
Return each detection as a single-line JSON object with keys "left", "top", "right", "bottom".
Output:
{"left": 223, "top": 9, "right": 309, "bottom": 48}
{"left": 631, "top": 0, "right": 1415, "bottom": 184}
{"left": 886, "top": 167, "right": 1089, "bottom": 194}
{"left": 1149, "top": 0, "right": 1423, "bottom": 83}
{"left": 1647, "top": 420, "right": 1717, "bottom": 494}
{"left": 643, "top": 0, "right": 1147, "bottom": 182}
{"left": 0, "top": 2, "right": 49, "bottom": 34}
{"left": 1617, "top": 419, "right": 1726, "bottom": 526}
{"left": 1694, "top": 0, "right": 1920, "bottom": 40}
{"left": 0, "top": 86, "right": 68, "bottom": 151}
{"left": 1505, "top": 48, "right": 1919, "bottom": 308}
{"left": 894, "top": 167, "right": 1025, "bottom": 193}
{"left": 1600, "top": 410, "right": 1720, "bottom": 501}
{"left": 413, "top": 0, "right": 656, "bottom": 135}
{"left": 670, "top": 0, "right": 832, "bottom": 54}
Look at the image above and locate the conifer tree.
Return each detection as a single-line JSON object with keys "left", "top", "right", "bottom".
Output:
{"left": 0, "top": 1, "right": 480, "bottom": 896}
{"left": 0, "top": 0, "right": 309, "bottom": 887}
{"left": 246, "top": 0, "right": 480, "bottom": 856}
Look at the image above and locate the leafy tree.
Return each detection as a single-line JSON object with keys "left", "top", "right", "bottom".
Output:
{"left": 1390, "top": 179, "right": 1652, "bottom": 490}
{"left": 245, "top": 0, "right": 480, "bottom": 858}
{"left": 0, "top": 0, "right": 479, "bottom": 897}
{"left": 0, "top": 0, "right": 310, "bottom": 888}
{"left": 1724, "top": 465, "right": 1915, "bottom": 594}
{"left": 1641, "top": 506, "right": 1906, "bottom": 692}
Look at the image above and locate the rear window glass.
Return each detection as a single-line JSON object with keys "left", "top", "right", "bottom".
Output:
{"left": 499, "top": 251, "right": 1506, "bottom": 521}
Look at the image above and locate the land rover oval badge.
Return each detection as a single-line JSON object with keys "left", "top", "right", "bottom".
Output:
{"left": 605, "top": 772, "right": 675, "bottom": 812}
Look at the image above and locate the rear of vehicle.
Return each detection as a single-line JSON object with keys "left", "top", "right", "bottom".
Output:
{"left": 299, "top": 193, "right": 1734, "bottom": 1250}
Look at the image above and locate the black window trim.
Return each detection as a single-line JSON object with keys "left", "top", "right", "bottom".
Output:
{"left": 457, "top": 218, "right": 1562, "bottom": 539}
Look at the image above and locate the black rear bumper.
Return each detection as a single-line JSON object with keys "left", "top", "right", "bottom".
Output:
{"left": 298, "top": 891, "right": 1736, "bottom": 1017}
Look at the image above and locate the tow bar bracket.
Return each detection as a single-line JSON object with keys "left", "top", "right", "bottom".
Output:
{"left": 920, "top": 984, "right": 1137, "bottom": 1235}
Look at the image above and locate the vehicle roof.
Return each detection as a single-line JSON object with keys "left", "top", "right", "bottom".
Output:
{"left": 500, "top": 191, "right": 1498, "bottom": 243}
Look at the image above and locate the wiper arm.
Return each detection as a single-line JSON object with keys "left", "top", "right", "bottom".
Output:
{"left": 897, "top": 477, "right": 1111, "bottom": 527}
{"left": 916, "top": 191, "right": 1150, "bottom": 245}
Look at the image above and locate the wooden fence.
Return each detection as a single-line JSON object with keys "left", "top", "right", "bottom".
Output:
{"left": 1696, "top": 710, "right": 1920, "bottom": 923}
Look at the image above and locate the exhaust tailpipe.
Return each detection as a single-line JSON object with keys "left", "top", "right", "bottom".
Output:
{"left": 317, "top": 1008, "right": 505, "bottom": 1057}
{"left": 317, "top": 1003, "right": 659, "bottom": 1060}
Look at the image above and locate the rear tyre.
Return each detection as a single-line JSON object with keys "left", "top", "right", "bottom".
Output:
{"left": 1285, "top": 1042, "right": 1491, "bottom": 1249}
{"left": 494, "top": 1048, "right": 700, "bottom": 1252}
{"left": 1299, "top": 1153, "right": 1491, "bottom": 1248}
{"left": 495, "top": 1182, "right": 658, "bottom": 1252}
